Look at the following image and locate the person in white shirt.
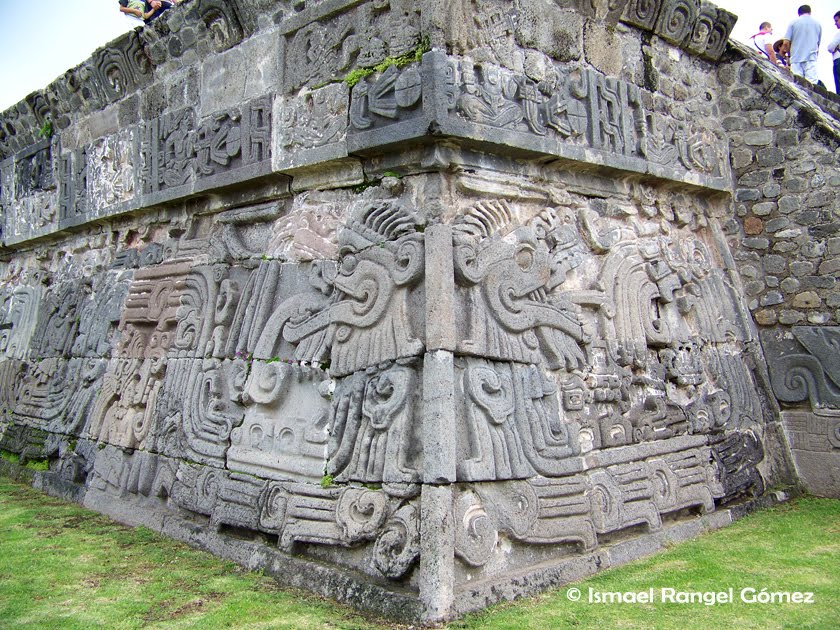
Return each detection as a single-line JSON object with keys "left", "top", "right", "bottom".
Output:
{"left": 827, "top": 11, "right": 840, "bottom": 92}
{"left": 751, "top": 22, "right": 783, "bottom": 67}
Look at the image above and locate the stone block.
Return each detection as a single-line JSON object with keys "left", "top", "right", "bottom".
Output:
{"left": 763, "top": 254, "right": 787, "bottom": 274}
{"left": 754, "top": 309, "right": 777, "bottom": 326}
{"left": 792, "top": 291, "right": 821, "bottom": 308}
{"left": 735, "top": 189, "right": 760, "bottom": 202}
{"left": 275, "top": 83, "right": 349, "bottom": 170}
{"left": 765, "top": 217, "right": 790, "bottom": 233}
{"left": 201, "top": 29, "right": 281, "bottom": 115}
{"left": 818, "top": 258, "right": 840, "bottom": 274}
{"left": 756, "top": 147, "right": 785, "bottom": 167}
{"left": 777, "top": 195, "right": 800, "bottom": 214}
{"left": 781, "top": 410, "right": 840, "bottom": 496}
{"left": 763, "top": 109, "right": 787, "bottom": 126}
{"left": 759, "top": 291, "right": 783, "bottom": 307}
{"left": 781, "top": 277, "right": 801, "bottom": 294}
{"left": 743, "top": 216, "right": 763, "bottom": 235}
{"left": 790, "top": 261, "right": 816, "bottom": 277}
{"left": 744, "top": 130, "right": 773, "bottom": 146}
{"left": 742, "top": 237, "right": 769, "bottom": 250}
{"left": 517, "top": 0, "right": 583, "bottom": 61}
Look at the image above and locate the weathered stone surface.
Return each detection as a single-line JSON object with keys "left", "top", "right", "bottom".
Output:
{"left": 5, "top": 0, "right": 840, "bottom": 623}
{"left": 781, "top": 410, "right": 840, "bottom": 497}
{"left": 762, "top": 327, "right": 840, "bottom": 408}
{"left": 743, "top": 216, "right": 763, "bottom": 234}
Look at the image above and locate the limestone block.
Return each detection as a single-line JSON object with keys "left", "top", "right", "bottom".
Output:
{"left": 86, "top": 30, "right": 154, "bottom": 107}
{"left": 5, "top": 141, "right": 57, "bottom": 240}
{"left": 13, "top": 357, "right": 108, "bottom": 437}
{"left": 86, "top": 356, "right": 168, "bottom": 451}
{"left": 709, "top": 430, "right": 766, "bottom": 502}
{"left": 265, "top": 190, "right": 349, "bottom": 261}
{"left": 347, "top": 63, "right": 426, "bottom": 154}
{"left": 87, "top": 445, "right": 176, "bottom": 500}
{"left": 0, "top": 284, "right": 43, "bottom": 361}
{"left": 169, "top": 460, "right": 422, "bottom": 580}
{"left": 454, "top": 357, "right": 583, "bottom": 481}
{"left": 152, "top": 357, "right": 248, "bottom": 466}
{"left": 330, "top": 200, "right": 426, "bottom": 376}
{"left": 328, "top": 360, "right": 423, "bottom": 484}
{"left": 138, "top": 95, "right": 272, "bottom": 202}
{"left": 515, "top": 0, "right": 583, "bottom": 62}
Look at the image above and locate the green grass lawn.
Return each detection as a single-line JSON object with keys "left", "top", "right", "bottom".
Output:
{"left": 0, "top": 477, "right": 837, "bottom": 629}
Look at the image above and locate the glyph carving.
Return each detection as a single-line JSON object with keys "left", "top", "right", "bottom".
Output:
{"left": 710, "top": 431, "right": 765, "bottom": 502}
{"left": 282, "top": 84, "right": 348, "bottom": 149}
{"left": 228, "top": 362, "right": 330, "bottom": 482}
{"left": 90, "top": 32, "right": 152, "bottom": 104}
{"left": 654, "top": 0, "right": 700, "bottom": 46}
{"left": 87, "top": 263, "right": 188, "bottom": 449}
{"left": 763, "top": 327, "right": 840, "bottom": 409}
{"left": 588, "top": 466, "right": 661, "bottom": 533}
{"left": 457, "top": 359, "right": 580, "bottom": 480}
{"left": 284, "top": 1, "right": 421, "bottom": 91}
{"left": 0, "top": 286, "right": 42, "bottom": 360}
{"left": 141, "top": 97, "right": 271, "bottom": 194}
{"left": 190, "top": 0, "right": 246, "bottom": 52}
{"left": 15, "top": 143, "right": 53, "bottom": 198}
{"left": 267, "top": 192, "right": 346, "bottom": 261}
{"left": 87, "top": 133, "right": 136, "bottom": 211}
{"left": 350, "top": 64, "right": 423, "bottom": 130}
{"left": 372, "top": 501, "right": 420, "bottom": 579}
{"left": 450, "top": 60, "right": 646, "bottom": 158}
{"left": 331, "top": 200, "right": 425, "bottom": 376}
{"left": 328, "top": 361, "right": 421, "bottom": 484}
{"left": 453, "top": 200, "right": 588, "bottom": 369}
{"left": 14, "top": 357, "right": 105, "bottom": 436}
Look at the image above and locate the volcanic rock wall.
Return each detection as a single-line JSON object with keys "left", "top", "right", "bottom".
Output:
{"left": 717, "top": 45, "right": 840, "bottom": 498}
{"left": 1, "top": 0, "right": 835, "bottom": 623}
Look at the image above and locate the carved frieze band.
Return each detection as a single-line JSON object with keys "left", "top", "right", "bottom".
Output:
{"left": 346, "top": 52, "right": 730, "bottom": 189}
{"left": 0, "top": 188, "right": 767, "bottom": 488}
{"left": 0, "top": 179, "right": 774, "bottom": 587}
{"left": 1, "top": 96, "right": 273, "bottom": 244}
{"left": 68, "top": 425, "right": 762, "bottom": 585}
{"left": 621, "top": 0, "right": 737, "bottom": 60}
{"left": 762, "top": 326, "right": 840, "bottom": 410}
{"left": 4, "top": 45, "right": 733, "bottom": 246}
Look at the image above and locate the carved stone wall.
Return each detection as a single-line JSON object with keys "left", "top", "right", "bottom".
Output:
{"left": 0, "top": 0, "right": 828, "bottom": 624}
{"left": 717, "top": 45, "right": 840, "bottom": 498}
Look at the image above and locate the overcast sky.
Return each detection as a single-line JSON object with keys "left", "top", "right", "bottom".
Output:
{"left": 0, "top": 1, "right": 838, "bottom": 113}
{"left": 0, "top": 0, "right": 135, "bottom": 112}
{"left": 716, "top": 0, "right": 838, "bottom": 89}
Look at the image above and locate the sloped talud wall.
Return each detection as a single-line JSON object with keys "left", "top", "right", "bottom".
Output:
{"left": 717, "top": 44, "right": 840, "bottom": 499}
{"left": 0, "top": 0, "right": 814, "bottom": 623}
